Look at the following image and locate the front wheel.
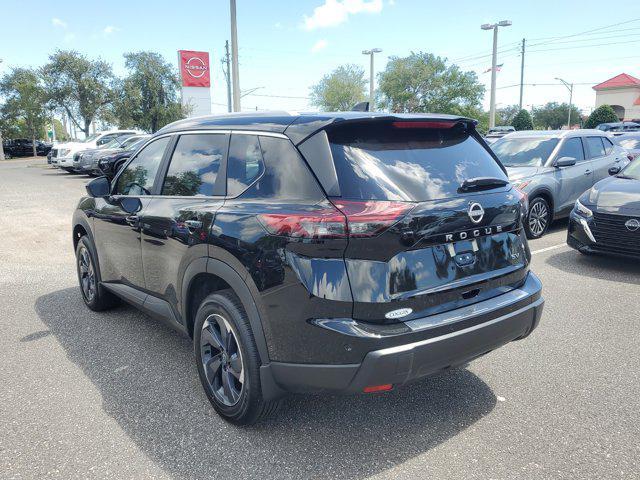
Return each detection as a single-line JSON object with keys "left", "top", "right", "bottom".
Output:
{"left": 525, "top": 197, "right": 551, "bottom": 239}
{"left": 194, "top": 290, "right": 280, "bottom": 425}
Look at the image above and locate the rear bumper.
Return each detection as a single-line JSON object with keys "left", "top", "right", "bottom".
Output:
{"left": 262, "top": 272, "right": 543, "bottom": 397}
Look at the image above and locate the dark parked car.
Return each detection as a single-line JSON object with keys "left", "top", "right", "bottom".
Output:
{"left": 596, "top": 121, "right": 640, "bottom": 132}
{"left": 3, "top": 138, "right": 52, "bottom": 157}
{"left": 96, "top": 135, "right": 151, "bottom": 178}
{"left": 568, "top": 156, "right": 640, "bottom": 258}
{"left": 72, "top": 112, "right": 544, "bottom": 424}
{"left": 74, "top": 134, "right": 138, "bottom": 174}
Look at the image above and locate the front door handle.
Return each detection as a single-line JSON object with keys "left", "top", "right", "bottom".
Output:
{"left": 584, "top": 169, "right": 593, "bottom": 176}
{"left": 125, "top": 215, "right": 139, "bottom": 226}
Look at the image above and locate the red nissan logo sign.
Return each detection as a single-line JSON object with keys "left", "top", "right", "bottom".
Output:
{"left": 178, "top": 50, "right": 211, "bottom": 87}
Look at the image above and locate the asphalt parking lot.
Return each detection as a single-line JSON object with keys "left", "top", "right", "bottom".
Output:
{"left": 1, "top": 158, "right": 639, "bottom": 479}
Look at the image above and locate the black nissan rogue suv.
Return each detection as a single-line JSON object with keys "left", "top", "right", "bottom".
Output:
{"left": 72, "top": 112, "right": 544, "bottom": 425}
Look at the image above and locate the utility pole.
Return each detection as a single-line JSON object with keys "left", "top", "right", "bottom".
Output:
{"left": 362, "top": 48, "right": 382, "bottom": 110}
{"left": 519, "top": 38, "right": 525, "bottom": 110}
{"left": 230, "top": 0, "right": 241, "bottom": 112}
{"left": 482, "top": 20, "right": 512, "bottom": 128}
{"left": 555, "top": 77, "right": 574, "bottom": 129}
{"left": 222, "top": 40, "right": 232, "bottom": 113}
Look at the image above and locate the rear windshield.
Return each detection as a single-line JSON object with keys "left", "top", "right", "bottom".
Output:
{"left": 328, "top": 123, "right": 506, "bottom": 201}
{"left": 618, "top": 137, "right": 640, "bottom": 150}
{"left": 492, "top": 137, "right": 559, "bottom": 167}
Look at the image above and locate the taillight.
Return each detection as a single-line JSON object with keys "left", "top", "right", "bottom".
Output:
{"left": 392, "top": 121, "right": 456, "bottom": 129}
{"left": 332, "top": 200, "right": 414, "bottom": 237}
{"left": 257, "top": 203, "right": 347, "bottom": 239}
{"left": 257, "top": 200, "right": 414, "bottom": 239}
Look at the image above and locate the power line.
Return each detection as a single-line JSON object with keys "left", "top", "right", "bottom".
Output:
{"left": 527, "top": 17, "right": 640, "bottom": 48}
{"left": 527, "top": 38, "right": 640, "bottom": 53}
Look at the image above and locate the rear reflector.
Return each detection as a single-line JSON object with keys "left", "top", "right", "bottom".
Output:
{"left": 257, "top": 200, "right": 414, "bottom": 239}
{"left": 392, "top": 121, "right": 456, "bottom": 129}
{"left": 363, "top": 384, "right": 393, "bottom": 393}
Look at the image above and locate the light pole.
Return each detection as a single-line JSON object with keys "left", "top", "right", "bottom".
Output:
{"left": 481, "top": 20, "right": 511, "bottom": 129}
{"left": 555, "top": 77, "right": 574, "bottom": 129}
{"left": 230, "top": 0, "right": 241, "bottom": 112}
{"left": 362, "top": 48, "right": 382, "bottom": 110}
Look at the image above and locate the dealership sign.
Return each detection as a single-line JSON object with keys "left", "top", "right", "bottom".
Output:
{"left": 178, "top": 50, "right": 211, "bottom": 88}
{"left": 177, "top": 50, "right": 212, "bottom": 117}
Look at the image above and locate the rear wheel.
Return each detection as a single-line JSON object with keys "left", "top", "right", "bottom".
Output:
{"left": 194, "top": 290, "right": 280, "bottom": 425}
{"left": 525, "top": 197, "right": 551, "bottom": 239}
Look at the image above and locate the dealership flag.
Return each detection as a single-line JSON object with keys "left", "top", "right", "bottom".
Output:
{"left": 483, "top": 64, "right": 503, "bottom": 73}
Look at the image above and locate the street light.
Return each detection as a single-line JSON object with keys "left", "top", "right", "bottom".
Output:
{"left": 555, "top": 77, "right": 574, "bottom": 129}
{"left": 481, "top": 20, "right": 512, "bottom": 129}
{"left": 362, "top": 48, "right": 382, "bottom": 111}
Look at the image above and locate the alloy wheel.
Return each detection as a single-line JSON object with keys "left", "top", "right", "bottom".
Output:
{"left": 528, "top": 201, "right": 549, "bottom": 237}
{"left": 200, "top": 313, "right": 244, "bottom": 406}
{"left": 78, "top": 246, "right": 96, "bottom": 302}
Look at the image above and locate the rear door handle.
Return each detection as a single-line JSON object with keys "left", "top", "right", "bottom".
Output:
{"left": 184, "top": 220, "right": 203, "bottom": 230}
{"left": 125, "top": 215, "right": 139, "bottom": 226}
{"left": 584, "top": 169, "right": 593, "bottom": 176}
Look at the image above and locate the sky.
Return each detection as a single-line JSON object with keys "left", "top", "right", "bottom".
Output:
{"left": 1, "top": 0, "right": 639, "bottom": 118}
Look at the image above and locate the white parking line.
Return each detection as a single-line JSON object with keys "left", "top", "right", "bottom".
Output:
{"left": 531, "top": 243, "right": 568, "bottom": 255}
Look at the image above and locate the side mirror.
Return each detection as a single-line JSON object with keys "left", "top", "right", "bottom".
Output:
{"left": 119, "top": 197, "right": 142, "bottom": 214}
{"left": 555, "top": 156, "right": 577, "bottom": 167}
{"left": 608, "top": 166, "right": 621, "bottom": 176}
{"left": 86, "top": 176, "right": 110, "bottom": 197}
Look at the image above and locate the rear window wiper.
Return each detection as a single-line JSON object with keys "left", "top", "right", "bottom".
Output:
{"left": 458, "top": 177, "right": 509, "bottom": 192}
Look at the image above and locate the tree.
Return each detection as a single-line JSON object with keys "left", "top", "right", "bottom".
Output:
{"left": 511, "top": 109, "right": 534, "bottom": 131}
{"left": 310, "top": 64, "right": 366, "bottom": 111}
{"left": 584, "top": 104, "right": 619, "bottom": 129}
{"left": 52, "top": 118, "right": 69, "bottom": 141}
{"left": 111, "top": 51, "right": 187, "bottom": 133}
{"left": 497, "top": 104, "right": 520, "bottom": 126}
{"left": 0, "top": 68, "right": 48, "bottom": 156}
{"left": 41, "top": 50, "right": 115, "bottom": 136}
{"left": 377, "top": 52, "right": 484, "bottom": 116}
{"left": 532, "top": 102, "right": 581, "bottom": 129}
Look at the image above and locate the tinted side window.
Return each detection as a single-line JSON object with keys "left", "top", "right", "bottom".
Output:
{"left": 238, "top": 136, "right": 324, "bottom": 200}
{"left": 162, "top": 134, "right": 227, "bottom": 196}
{"left": 115, "top": 137, "right": 169, "bottom": 195}
{"left": 227, "top": 134, "right": 265, "bottom": 197}
{"left": 556, "top": 137, "right": 584, "bottom": 162}
{"left": 602, "top": 137, "right": 614, "bottom": 154}
{"left": 585, "top": 137, "right": 606, "bottom": 158}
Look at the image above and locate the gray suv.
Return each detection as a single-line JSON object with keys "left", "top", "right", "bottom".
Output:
{"left": 492, "top": 130, "right": 629, "bottom": 238}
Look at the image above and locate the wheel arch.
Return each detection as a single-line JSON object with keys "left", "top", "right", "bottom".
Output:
{"left": 528, "top": 188, "right": 555, "bottom": 220}
{"left": 182, "top": 257, "right": 271, "bottom": 364}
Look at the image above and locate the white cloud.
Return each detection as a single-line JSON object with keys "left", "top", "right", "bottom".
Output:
{"left": 63, "top": 33, "right": 76, "bottom": 43}
{"left": 303, "top": 0, "right": 383, "bottom": 30}
{"left": 51, "top": 18, "right": 67, "bottom": 28}
{"left": 388, "top": 0, "right": 396, "bottom": 5}
{"left": 311, "top": 39, "right": 329, "bottom": 53}
{"left": 274, "top": 22, "right": 282, "bottom": 29}
{"left": 103, "top": 25, "right": 118, "bottom": 35}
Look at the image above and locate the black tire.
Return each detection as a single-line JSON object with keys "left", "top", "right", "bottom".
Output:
{"left": 75, "top": 236, "right": 120, "bottom": 311}
{"left": 194, "top": 290, "right": 280, "bottom": 425}
{"left": 525, "top": 197, "right": 551, "bottom": 239}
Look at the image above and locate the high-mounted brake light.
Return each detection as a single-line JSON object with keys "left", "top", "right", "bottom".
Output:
{"left": 392, "top": 121, "right": 456, "bottom": 129}
{"left": 257, "top": 200, "right": 414, "bottom": 239}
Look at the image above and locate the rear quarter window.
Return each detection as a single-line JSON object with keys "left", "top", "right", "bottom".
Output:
{"left": 328, "top": 122, "right": 506, "bottom": 201}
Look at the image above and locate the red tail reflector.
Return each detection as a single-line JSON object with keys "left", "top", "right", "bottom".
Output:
{"left": 363, "top": 384, "right": 393, "bottom": 393}
{"left": 332, "top": 200, "right": 415, "bottom": 237}
{"left": 392, "top": 121, "right": 456, "bottom": 129}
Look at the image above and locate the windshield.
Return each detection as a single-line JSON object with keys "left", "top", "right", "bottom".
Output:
{"left": 492, "top": 137, "right": 559, "bottom": 167}
{"left": 83, "top": 133, "right": 100, "bottom": 143}
{"left": 101, "top": 138, "right": 122, "bottom": 149}
{"left": 621, "top": 158, "right": 640, "bottom": 179}
{"left": 618, "top": 137, "right": 640, "bottom": 150}
{"left": 126, "top": 137, "right": 149, "bottom": 150}
{"left": 121, "top": 136, "right": 143, "bottom": 148}
{"left": 328, "top": 122, "right": 507, "bottom": 201}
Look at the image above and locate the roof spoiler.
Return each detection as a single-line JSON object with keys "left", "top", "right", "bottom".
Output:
{"left": 351, "top": 101, "right": 370, "bottom": 112}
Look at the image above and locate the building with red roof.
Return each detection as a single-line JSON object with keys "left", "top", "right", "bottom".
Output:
{"left": 593, "top": 73, "right": 640, "bottom": 121}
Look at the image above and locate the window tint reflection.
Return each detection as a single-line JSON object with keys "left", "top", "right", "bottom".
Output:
{"left": 116, "top": 137, "right": 169, "bottom": 195}
{"left": 227, "top": 134, "right": 265, "bottom": 197}
{"left": 162, "top": 134, "right": 226, "bottom": 196}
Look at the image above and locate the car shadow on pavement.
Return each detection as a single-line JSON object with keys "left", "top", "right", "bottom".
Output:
{"left": 545, "top": 249, "right": 640, "bottom": 284}
{"left": 35, "top": 288, "right": 496, "bottom": 479}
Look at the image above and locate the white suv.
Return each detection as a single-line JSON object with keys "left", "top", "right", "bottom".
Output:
{"left": 51, "top": 130, "right": 140, "bottom": 171}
